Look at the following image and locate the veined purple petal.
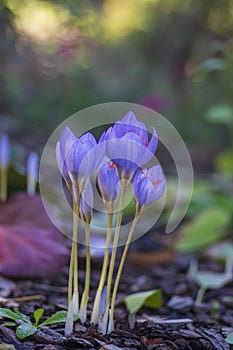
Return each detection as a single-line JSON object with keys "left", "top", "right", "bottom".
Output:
{"left": 56, "top": 141, "right": 72, "bottom": 188}
{"left": 60, "top": 127, "right": 76, "bottom": 160}
{"left": 106, "top": 112, "right": 159, "bottom": 179}
{"left": 147, "top": 178, "right": 166, "bottom": 204}
{"left": 98, "top": 130, "right": 107, "bottom": 144}
{"left": 121, "top": 111, "right": 138, "bottom": 124}
{"left": 147, "top": 165, "right": 166, "bottom": 204}
{"left": 147, "top": 127, "right": 158, "bottom": 155}
{"left": 114, "top": 112, "right": 148, "bottom": 146}
{"left": 132, "top": 165, "right": 166, "bottom": 209}
{"left": 132, "top": 176, "right": 149, "bottom": 211}
{"left": 98, "top": 161, "right": 120, "bottom": 202}
{"left": 79, "top": 132, "right": 97, "bottom": 149}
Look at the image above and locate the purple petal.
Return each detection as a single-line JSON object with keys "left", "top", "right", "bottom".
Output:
{"left": 147, "top": 165, "right": 166, "bottom": 204}
{"left": 60, "top": 127, "right": 76, "bottom": 160}
{"left": 56, "top": 142, "right": 71, "bottom": 188}
{"left": 148, "top": 164, "right": 163, "bottom": 181}
{"left": 147, "top": 177, "right": 166, "bottom": 204}
{"left": 98, "top": 161, "right": 120, "bottom": 202}
{"left": 132, "top": 176, "right": 149, "bottom": 210}
{"left": 121, "top": 111, "right": 138, "bottom": 124}
{"left": 98, "top": 131, "right": 107, "bottom": 143}
{"left": 147, "top": 127, "right": 158, "bottom": 155}
{"left": 79, "top": 132, "right": 97, "bottom": 149}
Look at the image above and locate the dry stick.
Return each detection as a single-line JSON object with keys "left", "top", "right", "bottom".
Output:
{"left": 108, "top": 211, "right": 139, "bottom": 332}
{"left": 79, "top": 222, "right": 91, "bottom": 323}
{"left": 91, "top": 211, "right": 113, "bottom": 324}
{"left": 0, "top": 167, "right": 7, "bottom": 202}
{"left": 105, "top": 183, "right": 127, "bottom": 315}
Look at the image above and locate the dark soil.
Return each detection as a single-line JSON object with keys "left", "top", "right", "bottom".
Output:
{"left": 0, "top": 245, "right": 233, "bottom": 350}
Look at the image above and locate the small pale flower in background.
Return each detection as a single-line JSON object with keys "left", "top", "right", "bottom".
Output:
{"left": 0, "top": 134, "right": 10, "bottom": 202}
{"left": 27, "top": 152, "right": 39, "bottom": 196}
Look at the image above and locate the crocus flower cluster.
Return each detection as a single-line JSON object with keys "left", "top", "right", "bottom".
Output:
{"left": 56, "top": 111, "right": 166, "bottom": 335}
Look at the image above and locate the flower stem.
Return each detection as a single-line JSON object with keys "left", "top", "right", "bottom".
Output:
{"left": 0, "top": 167, "right": 7, "bottom": 202}
{"left": 195, "top": 286, "right": 206, "bottom": 304}
{"left": 67, "top": 195, "right": 80, "bottom": 307}
{"left": 73, "top": 195, "right": 80, "bottom": 315}
{"left": 108, "top": 211, "right": 139, "bottom": 333}
{"left": 79, "top": 222, "right": 91, "bottom": 323}
{"left": 105, "top": 183, "right": 127, "bottom": 316}
{"left": 91, "top": 211, "right": 113, "bottom": 324}
{"left": 66, "top": 193, "right": 80, "bottom": 335}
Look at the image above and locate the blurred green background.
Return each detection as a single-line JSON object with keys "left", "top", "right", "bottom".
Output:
{"left": 1, "top": 0, "right": 233, "bottom": 150}
{"left": 0, "top": 0, "right": 232, "bottom": 249}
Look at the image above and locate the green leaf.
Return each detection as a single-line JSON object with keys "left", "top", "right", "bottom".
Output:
{"left": 189, "top": 259, "right": 232, "bottom": 290}
{"left": 12, "top": 307, "right": 31, "bottom": 324}
{"left": 175, "top": 207, "right": 231, "bottom": 253}
{"left": 0, "top": 309, "right": 21, "bottom": 321}
{"left": 39, "top": 311, "right": 78, "bottom": 327}
{"left": 33, "top": 308, "right": 44, "bottom": 327}
{"left": 1, "top": 322, "right": 16, "bottom": 327}
{"left": 206, "top": 104, "right": 233, "bottom": 124}
{"left": 124, "top": 289, "right": 162, "bottom": 314}
{"left": 226, "top": 332, "right": 233, "bottom": 344}
{"left": 16, "top": 323, "right": 37, "bottom": 340}
{"left": 207, "top": 242, "right": 233, "bottom": 261}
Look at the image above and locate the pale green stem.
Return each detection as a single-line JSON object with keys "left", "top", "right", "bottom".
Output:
{"left": 108, "top": 212, "right": 139, "bottom": 333}
{"left": 73, "top": 195, "right": 80, "bottom": 315}
{"left": 91, "top": 211, "right": 113, "bottom": 324}
{"left": 0, "top": 167, "right": 7, "bottom": 202}
{"left": 66, "top": 193, "right": 80, "bottom": 335}
{"left": 105, "top": 184, "right": 127, "bottom": 312}
{"left": 79, "top": 222, "right": 91, "bottom": 323}
{"left": 68, "top": 195, "right": 80, "bottom": 308}
{"left": 195, "top": 286, "right": 206, "bottom": 304}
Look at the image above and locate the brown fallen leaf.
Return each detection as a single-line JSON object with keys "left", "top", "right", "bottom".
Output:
{"left": 127, "top": 250, "right": 175, "bottom": 268}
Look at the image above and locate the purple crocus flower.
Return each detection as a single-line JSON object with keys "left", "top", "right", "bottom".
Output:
{"left": 80, "top": 180, "right": 93, "bottom": 224}
{"left": 98, "top": 160, "right": 121, "bottom": 204}
{"left": 56, "top": 127, "right": 105, "bottom": 194}
{"left": 132, "top": 165, "right": 166, "bottom": 212}
{"left": 105, "top": 111, "right": 158, "bottom": 180}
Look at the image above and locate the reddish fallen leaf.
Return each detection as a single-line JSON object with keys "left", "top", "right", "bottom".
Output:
{"left": 0, "top": 225, "right": 69, "bottom": 278}
{"left": 0, "top": 193, "right": 55, "bottom": 229}
{"left": 0, "top": 193, "right": 69, "bottom": 278}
